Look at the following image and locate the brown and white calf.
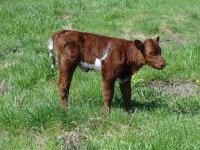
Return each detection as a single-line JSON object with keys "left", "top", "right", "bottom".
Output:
{"left": 48, "top": 30, "right": 166, "bottom": 113}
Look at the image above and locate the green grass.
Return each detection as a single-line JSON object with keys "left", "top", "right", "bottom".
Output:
{"left": 1, "top": 0, "right": 200, "bottom": 149}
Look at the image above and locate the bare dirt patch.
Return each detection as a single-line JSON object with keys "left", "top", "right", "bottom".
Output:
{"left": 159, "top": 22, "right": 187, "bottom": 45}
{"left": 169, "top": 34, "right": 187, "bottom": 45}
{"left": 57, "top": 128, "right": 87, "bottom": 150}
{"left": 147, "top": 81, "right": 200, "bottom": 96}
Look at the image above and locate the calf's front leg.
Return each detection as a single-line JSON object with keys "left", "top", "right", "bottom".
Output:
{"left": 119, "top": 77, "right": 131, "bottom": 112}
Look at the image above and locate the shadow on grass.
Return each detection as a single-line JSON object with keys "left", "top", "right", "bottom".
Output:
{"left": 112, "top": 96, "right": 167, "bottom": 112}
{"left": 112, "top": 96, "right": 199, "bottom": 116}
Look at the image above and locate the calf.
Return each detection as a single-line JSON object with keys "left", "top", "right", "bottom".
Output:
{"left": 48, "top": 30, "right": 166, "bottom": 113}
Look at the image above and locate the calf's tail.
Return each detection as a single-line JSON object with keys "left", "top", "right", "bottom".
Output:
{"left": 48, "top": 37, "right": 55, "bottom": 69}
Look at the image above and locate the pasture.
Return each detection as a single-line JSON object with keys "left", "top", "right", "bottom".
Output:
{"left": 0, "top": 0, "right": 200, "bottom": 149}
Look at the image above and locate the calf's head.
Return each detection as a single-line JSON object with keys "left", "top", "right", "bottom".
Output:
{"left": 134, "top": 37, "right": 166, "bottom": 70}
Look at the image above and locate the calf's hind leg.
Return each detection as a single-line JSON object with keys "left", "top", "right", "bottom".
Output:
{"left": 102, "top": 79, "right": 115, "bottom": 113}
{"left": 57, "top": 56, "right": 77, "bottom": 109}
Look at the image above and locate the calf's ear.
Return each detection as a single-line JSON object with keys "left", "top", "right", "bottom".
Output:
{"left": 134, "top": 40, "right": 145, "bottom": 53}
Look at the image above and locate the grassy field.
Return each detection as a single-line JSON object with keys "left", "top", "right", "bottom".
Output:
{"left": 1, "top": 0, "right": 200, "bottom": 149}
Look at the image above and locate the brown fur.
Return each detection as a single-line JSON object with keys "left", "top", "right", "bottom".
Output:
{"left": 49, "top": 30, "right": 166, "bottom": 113}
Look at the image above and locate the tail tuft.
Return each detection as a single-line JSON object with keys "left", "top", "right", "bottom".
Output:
{"left": 48, "top": 38, "right": 55, "bottom": 69}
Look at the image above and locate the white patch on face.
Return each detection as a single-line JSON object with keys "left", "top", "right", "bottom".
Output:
{"left": 117, "top": 78, "right": 129, "bottom": 84}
